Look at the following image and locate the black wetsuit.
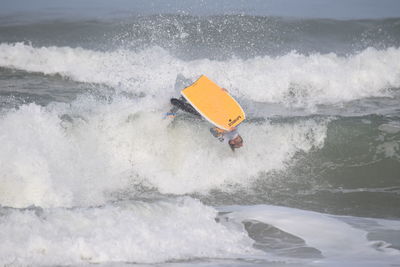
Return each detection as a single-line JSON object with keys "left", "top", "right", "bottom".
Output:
{"left": 170, "top": 97, "right": 201, "bottom": 117}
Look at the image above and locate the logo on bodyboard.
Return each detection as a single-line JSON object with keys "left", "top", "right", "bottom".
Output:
{"left": 228, "top": 115, "right": 242, "bottom": 126}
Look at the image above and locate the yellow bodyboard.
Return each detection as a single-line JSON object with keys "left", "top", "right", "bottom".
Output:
{"left": 181, "top": 75, "right": 245, "bottom": 131}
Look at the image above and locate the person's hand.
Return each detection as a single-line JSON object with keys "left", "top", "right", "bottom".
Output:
{"left": 210, "top": 127, "right": 225, "bottom": 137}
{"left": 221, "top": 88, "right": 228, "bottom": 92}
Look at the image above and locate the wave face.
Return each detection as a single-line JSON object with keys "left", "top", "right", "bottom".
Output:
{"left": 0, "top": 12, "right": 399, "bottom": 267}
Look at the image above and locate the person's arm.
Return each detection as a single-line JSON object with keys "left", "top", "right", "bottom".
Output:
{"left": 210, "top": 127, "right": 226, "bottom": 142}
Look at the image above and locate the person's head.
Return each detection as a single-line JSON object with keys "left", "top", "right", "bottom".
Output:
{"left": 229, "top": 134, "right": 243, "bottom": 151}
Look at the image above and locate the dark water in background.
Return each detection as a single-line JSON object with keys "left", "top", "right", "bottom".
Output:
{"left": 0, "top": 2, "right": 400, "bottom": 266}
{"left": 2, "top": 16, "right": 400, "bottom": 58}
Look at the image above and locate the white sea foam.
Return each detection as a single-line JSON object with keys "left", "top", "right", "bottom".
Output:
{"left": 1, "top": 43, "right": 400, "bottom": 108}
{"left": 223, "top": 205, "right": 400, "bottom": 265}
{"left": 0, "top": 197, "right": 256, "bottom": 265}
{"left": 0, "top": 96, "right": 327, "bottom": 208}
{"left": 2, "top": 199, "right": 397, "bottom": 266}
{"left": 0, "top": 101, "right": 132, "bottom": 208}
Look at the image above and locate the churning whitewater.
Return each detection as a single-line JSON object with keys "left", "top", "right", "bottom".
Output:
{"left": 0, "top": 10, "right": 399, "bottom": 267}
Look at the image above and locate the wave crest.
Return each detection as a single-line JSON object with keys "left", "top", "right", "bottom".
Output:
{"left": 1, "top": 43, "right": 399, "bottom": 109}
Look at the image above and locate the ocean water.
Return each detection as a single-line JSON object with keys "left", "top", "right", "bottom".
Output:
{"left": 0, "top": 1, "right": 400, "bottom": 266}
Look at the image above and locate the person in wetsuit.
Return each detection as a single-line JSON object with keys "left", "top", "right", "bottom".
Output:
{"left": 166, "top": 96, "right": 244, "bottom": 151}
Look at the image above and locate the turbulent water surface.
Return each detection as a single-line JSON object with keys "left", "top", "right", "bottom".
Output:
{"left": 0, "top": 2, "right": 400, "bottom": 266}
